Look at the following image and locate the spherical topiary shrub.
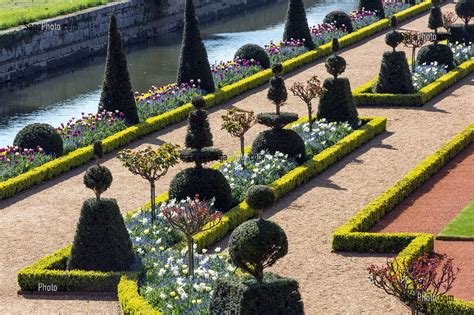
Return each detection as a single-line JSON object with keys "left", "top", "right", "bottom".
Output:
{"left": 229, "top": 219, "right": 288, "bottom": 283}
{"left": 67, "top": 198, "right": 135, "bottom": 272}
{"left": 323, "top": 10, "right": 354, "bottom": 33}
{"left": 246, "top": 185, "right": 275, "bottom": 218}
{"left": 358, "top": 0, "right": 385, "bottom": 18}
{"left": 416, "top": 44, "right": 454, "bottom": 70}
{"left": 251, "top": 129, "right": 306, "bottom": 164}
{"left": 235, "top": 44, "right": 271, "bottom": 69}
{"left": 83, "top": 166, "right": 113, "bottom": 200}
{"left": 325, "top": 39, "right": 346, "bottom": 79}
{"left": 169, "top": 168, "right": 233, "bottom": 211}
{"left": 13, "top": 123, "right": 63, "bottom": 156}
{"left": 385, "top": 16, "right": 403, "bottom": 51}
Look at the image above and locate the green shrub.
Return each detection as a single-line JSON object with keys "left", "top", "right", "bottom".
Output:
{"left": 385, "top": 17, "right": 403, "bottom": 51}
{"left": 318, "top": 78, "right": 359, "bottom": 126}
{"left": 416, "top": 44, "right": 454, "bottom": 70}
{"left": 209, "top": 273, "right": 304, "bottom": 314}
{"left": 283, "top": 0, "right": 315, "bottom": 49}
{"left": 245, "top": 185, "right": 276, "bottom": 213}
{"left": 449, "top": 24, "right": 474, "bottom": 44}
{"left": 98, "top": 14, "right": 139, "bottom": 125}
{"left": 358, "top": 0, "right": 385, "bottom": 18}
{"left": 375, "top": 51, "right": 414, "bottom": 94}
{"left": 428, "top": 7, "right": 444, "bottom": 32}
{"left": 229, "top": 219, "right": 288, "bottom": 282}
{"left": 256, "top": 112, "right": 298, "bottom": 129}
{"left": 169, "top": 168, "right": 233, "bottom": 211}
{"left": 455, "top": 0, "right": 474, "bottom": 27}
{"left": 325, "top": 39, "right": 346, "bottom": 79}
{"left": 323, "top": 10, "right": 354, "bottom": 33}
{"left": 83, "top": 166, "right": 113, "bottom": 200}
{"left": 235, "top": 44, "right": 271, "bottom": 69}
{"left": 13, "top": 123, "right": 63, "bottom": 157}
{"left": 251, "top": 129, "right": 306, "bottom": 164}
{"left": 267, "top": 64, "right": 288, "bottom": 114}
{"left": 67, "top": 198, "right": 135, "bottom": 272}
{"left": 176, "top": 0, "right": 215, "bottom": 92}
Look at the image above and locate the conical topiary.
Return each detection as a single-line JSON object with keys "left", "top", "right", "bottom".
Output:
{"left": 169, "top": 97, "right": 232, "bottom": 211}
{"left": 176, "top": 0, "right": 215, "bottom": 92}
{"left": 318, "top": 39, "right": 359, "bottom": 126}
{"left": 358, "top": 0, "right": 385, "bottom": 18}
{"left": 283, "top": 0, "right": 315, "bottom": 49}
{"left": 428, "top": 1, "right": 444, "bottom": 43}
{"left": 251, "top": 64, "right": 306, "bottom": 164}
{"left": 98, "top": 13, "right": 139, "bottom": 125}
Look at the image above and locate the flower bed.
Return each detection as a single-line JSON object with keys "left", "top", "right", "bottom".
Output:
{"left": 332, "top": 123, "right": 474, "bottom": 314}
{"left": 0, "top": 1, "right": 431, "bottom": 200}
{"left": 353, "top": 55, "right": 474, "bottom": 107}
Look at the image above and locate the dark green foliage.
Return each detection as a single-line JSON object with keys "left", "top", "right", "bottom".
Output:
{"left": 245, "top": 185, "right": 276, "bottom": 211}
{"left": 272, "top": 63, "right": 284, "bottom": 75}
{"left": 358, "top": 0, "right": 385, "bottom": 18}
{"left": 385, "top": 31, "right": 404, "bottom": 50}
{"left": 283, "top": 0, "right": 315, "bottom": 49}
{"left": 267, "top": 65, "right": 288, "bottom": 112}
{"left": 416, "top": 44, "right": 454, "bottom": 70}
{"left": 191, "top": 95, "right": 206, "bottom": 109}
{"left": 235, "top": 44, "right": 271, "bottom": 69}
{"left": 256, "top": 112, "right": 298, "bottom": 129}
{"left": 325, "top": 55, "right": 347, "bottom": 78}
{"left": 390, "top": 16, "right": 398, "bottom": 29}
{"left": 185, "top": 105, "right": 213, "bottom": 150}
{"left": 67, "top": 198, "right": 134, "bottom": 272}
{"left": 251, "top": 129, "right": 306, "bottom": 164}
{"left": 332, "top": 38, "right": 340, "bottom": 53}
{"left": 449, "top": 24, "right": 474, "bottom": 44}
{"left": 455, "top": 0, "right": 474, "bottom": 25}
{"left": 323, "top": 10, "right": 354, "bottom": 33}
{"left": 13, "top": 123, "right": 63, "bottom": 156}
{"left": 209, "top": 273, "right": 304, "bottom": 315}
{"left": 429, "top": 7, "right": 444, "bottom": 31}
{"left": 375, "top": 51, "right": 414, "bottom": 94}
{"left": 229, "top": 219, "right": 288, "bottom": 283}
{"left": 83, "top": 166, "right": 113, "bottom": 200}
{"left": 169, "top": 168, "right": 232, "bottom": 211}
{"left": 176, "top": 0, "right": 215, "bottom": 92}
{"left": 98, "top": 14, "right": 139, "bottom": 125}
{"left": 93, "top": 141, "right": 104, "bottom": 160}
{"left": 318, "top": 78, "right": 359, "bottom": 126}
{"left": 180, "top": 147, "right": 223, "bottom": 165}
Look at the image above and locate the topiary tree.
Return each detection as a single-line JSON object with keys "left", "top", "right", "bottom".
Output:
{"left": 169, "top": 97, "right": 232, "bottom": 211}
{"left": 118, "top": 143, "right": 181, "bottom": 223}
{"left": 375, "top": 17, "right": 414, "bottom": 94}
{"left": 318, "top": 39, "right": 359, "bottom": 126}
{"left": 428, "top": 0, "right": 444, "bottom": 44}
{"left": 14, "top": 123, "right": 63, "bottom": 157}
{"left": 245, "top": 185, "right": 276, "bottom": 218}
{"left": 176, "top": 0, "right": 215, "bottom": 92}
{"left": 283, "top": 0, "right": 315, "bottom": 49}
{"left": 68, "top": 157, "right": 134, "bottom": 272}
{"left": 221, "top": 108, "right": 256, "bottom": 167}
{"left": 455, "top": 0, "right": 474, "bottom": 45}
{"left": 98, "top": 13, "right": 139, "bottom": 125}
{"left": 323, "top": 10, "right": 354, "bottom": 33}
{"left": 234, "top": 44, "right": 271, "bottom": 69}
{"left": 93, "top": 141, "right": 104, "bottom": 166}
{"left": 251, "top": 64, "right": 306, "bottom": 163}
{"left": 290, "top": 75, "right": 326, "bottom": 132}
{"left": 358, "top": 0, "right": 385, "bottom": 18}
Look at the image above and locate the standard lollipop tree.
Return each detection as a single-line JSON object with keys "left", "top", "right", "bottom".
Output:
{"left": 251, "top": 64, "right": 306, "bottom": 164}
{"left": 317, "top": 39, "right": 359, "bottom": 126}
{"left": 169, "top": 96, "right": 232, "bottom": 211}
{"left": 375, "top": 17, "right": 414, "bottom": 94}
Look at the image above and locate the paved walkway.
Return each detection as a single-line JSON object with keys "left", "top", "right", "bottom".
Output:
{"left": 1, "top": 2, "right": 472, "bottom": 314}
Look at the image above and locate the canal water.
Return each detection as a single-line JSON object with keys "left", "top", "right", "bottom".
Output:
{"left": 0, "top": 0, "right": 357, "bottom": 146}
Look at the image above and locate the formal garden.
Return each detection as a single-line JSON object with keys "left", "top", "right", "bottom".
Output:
{"left": 1, "top": 0, "right": 474, "bottom": 313}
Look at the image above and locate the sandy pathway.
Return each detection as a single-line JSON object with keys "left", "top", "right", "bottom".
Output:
{"left": 1, "top": 2, "right": 471, "bottom": 314}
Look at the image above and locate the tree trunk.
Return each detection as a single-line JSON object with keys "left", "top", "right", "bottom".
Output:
{"left": 307, "top": 102, "right": 313, "bottom": 132}
{"left": 150, "top": 181, "right": 156, "bottom": 224}
{"left": 187, "top": 237, "right": 194, "bottom": 278}
{"left": 240, "top": 136, "right": 245, "bottom": 167}
{"left": 412, "top": 47, "right": 416, "bottom": 73}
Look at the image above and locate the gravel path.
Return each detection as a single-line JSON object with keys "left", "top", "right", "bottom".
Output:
{"left": 1, "top": 2, "right": 472, "bottom": 314}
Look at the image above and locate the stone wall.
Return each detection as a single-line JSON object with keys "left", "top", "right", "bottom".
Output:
{"left": 0, "top": 0, "right": 282, "bottom": 85}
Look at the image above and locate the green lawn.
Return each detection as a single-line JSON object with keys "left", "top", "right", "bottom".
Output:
{"left": 0, "top": 0, "right": 113, "bottom": 31}
{"left": 439, "top": 201, "right": 474, "bottom": 240}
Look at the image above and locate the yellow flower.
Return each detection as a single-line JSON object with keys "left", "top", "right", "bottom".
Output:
{"left": 143, "top": 229, "right": 150, "bottom": 235}
{"left": 150, "top": 247, "right": 156, "bottom": 252}
{"left": 169, "top": 291, "right": 176, "bottom": 297}
{"left": 197, "top": 299, "right": 202, "bottom": 305}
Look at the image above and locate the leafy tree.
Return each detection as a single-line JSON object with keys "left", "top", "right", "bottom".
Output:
{"left": 290, "top": 75, "right": 326, "bottom": 131}
{"left": 221, "top": 108, "right": 256, "bottom": 166}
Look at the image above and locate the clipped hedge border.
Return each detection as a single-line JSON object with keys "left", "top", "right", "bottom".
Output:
{"left": 0, "top": 0, "right": 432, "bottom": 201}
{"left": 17, "top": 246, "right": 138, "bottom": 292}
{"left": 116, "top": 116, "right": 387, "bottom": 314}
{"left": 353, "top": 58, "right": 474, "bottom": 107}
{"left": 332, "top": 123, "right": 474, "bottom": 313}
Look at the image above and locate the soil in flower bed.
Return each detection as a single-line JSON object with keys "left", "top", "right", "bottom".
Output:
{"left": 371, "top": 143, "right": 474, "bottom": 301}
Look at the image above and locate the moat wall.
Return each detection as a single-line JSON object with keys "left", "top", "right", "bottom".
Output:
{"left": 0, "top": 0, "right": 282, "bottom": 85}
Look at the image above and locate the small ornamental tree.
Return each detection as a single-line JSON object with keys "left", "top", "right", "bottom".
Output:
{"left": 442, "top": 12, "right": 458, "bottom": 32}
{"left": 283, "top": 0, "right": 315, "bottom": 49}
{"left": 83, "top": 141, "right": 111, "bottom": 201}
{"left": 98, "top": 13, "right": 139, "bottom": 125}
{"left": 118, "top": 143, "right": 180, "bottom": 223}
{"left": 402, "top": 31, "right": 429, "bottom": 73}
{"left": 428, "top": 0, "right": 444, "bottom": 44}
{"left": 176, "top": 0, "right": 215, "bottom": 92}
{"left": 93, "top": 141, "right": 104, "bottom": 166}
{"left": 245, "top": 185, "right": 276, "bottom": 219}
{"left": 368, "top": 253, "right": 458, "bottom": 315}
{"left": 221, "top": 108, "right": 256, "bottom": 166}
{"left": 290, "top": 75, "right": 326, "bottom": 131}
{"left": 161, "top": 196, "right": 223, "bottom": 277}
{"left": 267, "top": 63, "right": 288, "bottom": 115}
{"left": 455, "top": 0, "right": 474, "bottom": 44}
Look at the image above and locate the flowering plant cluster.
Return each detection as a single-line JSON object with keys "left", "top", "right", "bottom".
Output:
{"left": 292, "top": 119, "right": 355, "bottom": 157}
{"left": 265, "top": 39, "right": 309, "bottom": 64}
{"left": 383, "top": 0, "right": 412, "bottom": 16}
{"left": 310, "top": 22, "right": 348, "bottom": 47}
{"left": 135, "top": 82, "right": 203, "bottom": 121}
{"left": 212, "top": 59, "right": 262, "bottom": 88}
{"left": 449, "top": 42, "right": 474, "bottom": 66}
{"left": 411, "top": 61, "right": 448, "bottom": 91}
{"left": 350, "top": 9, "right": 380, "bottom": 30}
{"left": 56, "top": 109, "right": 127, "bottom": 153}
{"left": 0, "top": 145, "right": 53, "bottom": 181}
